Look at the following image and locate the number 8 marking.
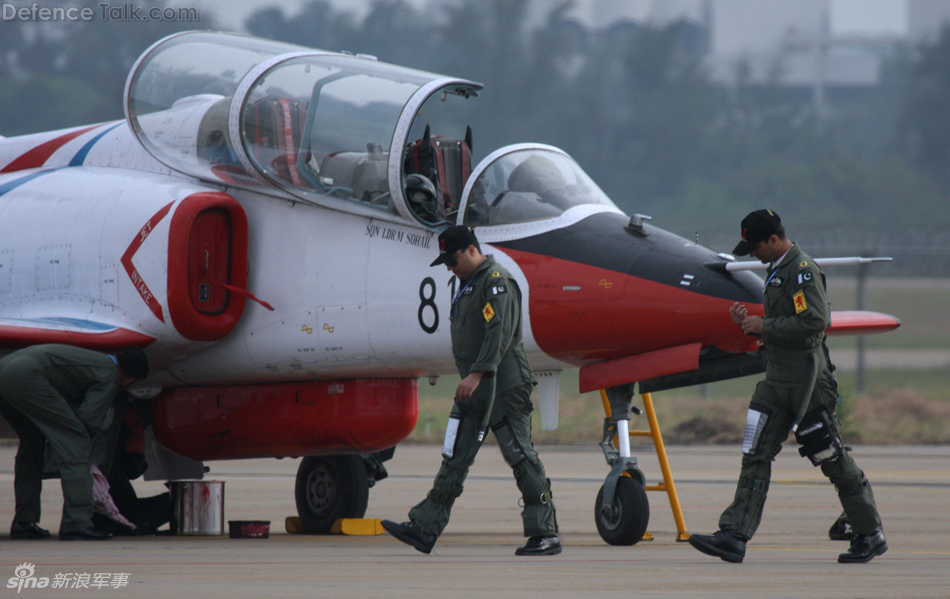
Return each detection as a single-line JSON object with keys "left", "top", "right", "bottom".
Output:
{"left": 418, "top": 277, "right": 438, "bottom": 334}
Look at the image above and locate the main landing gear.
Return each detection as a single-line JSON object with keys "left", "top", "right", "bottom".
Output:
{"left": 294, "top": 449, "right": 394, "bottom": 533}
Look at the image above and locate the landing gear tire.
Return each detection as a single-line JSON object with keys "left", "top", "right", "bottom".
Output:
{"left": 295, "top": 455, "right": 369, "bottom": 534}
{"left": 595, "top": 475, "right": 650, "bottom": 545}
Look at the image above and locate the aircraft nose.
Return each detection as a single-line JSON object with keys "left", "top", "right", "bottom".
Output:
{"left": 492, "top": 213, "right": 765, "bottom": 365}
{"left": 723, "top": 266, "right": 766, "bottom": 306}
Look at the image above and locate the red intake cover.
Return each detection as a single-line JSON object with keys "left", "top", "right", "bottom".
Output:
{"left": 166, "top": 192, "right": 249, "bottom": 341}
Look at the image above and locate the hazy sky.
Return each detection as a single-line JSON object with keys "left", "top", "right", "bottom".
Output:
{"left": 832, "top": 0, "right": 907, "bottom": 35}
{"left": 189, "top": 0, "right": 912, "bottom": 36}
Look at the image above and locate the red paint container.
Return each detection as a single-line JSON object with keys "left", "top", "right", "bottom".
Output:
{"left": 228, "top": 520, "right": 271, "bottom": 538}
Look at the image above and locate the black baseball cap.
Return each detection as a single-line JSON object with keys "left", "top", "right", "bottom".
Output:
{"left": 733, "top": 209, "right": 781, "bottom": 256}
{"left": 430, "top": 225, "right": 478, "bottom": 266}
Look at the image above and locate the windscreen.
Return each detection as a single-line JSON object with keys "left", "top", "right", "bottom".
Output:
{"left": 462, "top": 148, "right": 618, "bottom": 226}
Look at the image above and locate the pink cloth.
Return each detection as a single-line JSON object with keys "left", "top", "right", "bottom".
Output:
{"left": 91, "top": 465, "right": 136, "bottom": 530}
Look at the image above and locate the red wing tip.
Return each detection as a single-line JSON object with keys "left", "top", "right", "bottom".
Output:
{"left": 827, "top": 311, "right": 901, "bottom": 336}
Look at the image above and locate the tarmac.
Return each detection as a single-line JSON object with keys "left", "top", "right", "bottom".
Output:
{"left": 1, "top": 442, "right": 948, "bottom": 598}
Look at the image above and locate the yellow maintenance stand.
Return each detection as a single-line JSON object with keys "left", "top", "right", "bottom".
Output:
{"left": 597, "top": 390, "right": 690, "bottom": 544}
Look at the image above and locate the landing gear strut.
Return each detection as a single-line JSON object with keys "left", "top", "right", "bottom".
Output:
{"left": 595, "top": 406, "right": 650, "bottom": 545}
{"left": 595, "top": 385, "right": 650, "bottom": 545}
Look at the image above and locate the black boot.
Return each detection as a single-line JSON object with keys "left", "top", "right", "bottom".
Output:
{"left": 515, "top": 535, "right": 562, "bottom": 556}
{"left": 688, "top": 530, "right": 746, "bottom": 563}
{"left": 838, "top": 529, "right": 887, "bottom": 563}
{"left": 381, "top": 520, "right": 436, "bottom": 554}
{"left": 828, "top": 514, "right": 854, "bottom": 541}
{"left": 10, "top": 521, "right": 51, "bottom": 540}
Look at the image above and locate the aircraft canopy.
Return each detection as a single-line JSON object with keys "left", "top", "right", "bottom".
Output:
{"left": 126, "top": 31, "right": 481, "bottom": 225}
{"left": 460, "top": 146, "right": 619, "bottom": 227}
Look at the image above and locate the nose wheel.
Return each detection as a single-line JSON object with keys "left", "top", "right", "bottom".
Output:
{"left": 596, "top": 475, "right": 650, "bottom": 545}
{"left": 595, "top": 414, "right": 651, "bottom": 545}
{"left": 594, "top": 388, "right": 690, "bottom": 545}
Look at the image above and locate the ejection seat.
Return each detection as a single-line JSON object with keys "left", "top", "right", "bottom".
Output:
{"left": 244, "top": 96, "right": 311, "bottom": 188}
{"left": 404, "top": 124, "right": 473, "bottom": 223}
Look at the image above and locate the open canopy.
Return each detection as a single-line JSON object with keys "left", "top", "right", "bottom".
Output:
{"left": 125, "top": 31, "right": 482, "bottom": 227}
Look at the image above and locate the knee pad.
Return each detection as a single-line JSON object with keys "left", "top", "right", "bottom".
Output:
{"left": 492, "top": 418, "right": 527, "bottom": 468}
{"left": 742, "top": 405, "right": 771, "bottom": 456}
{"left": 795, "top": 408, "right": 843, "bottom": 466}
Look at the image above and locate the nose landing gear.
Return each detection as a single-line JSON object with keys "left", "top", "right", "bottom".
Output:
{"left": 596, "top": 416, "right": 650, "bottom": 545}
{"left": 594, "top": 386, "right": 690, "bottom": 545}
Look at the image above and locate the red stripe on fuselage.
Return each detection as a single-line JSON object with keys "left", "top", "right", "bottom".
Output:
{"left": 0, "top": 324, "right": 154, "bottom": 350}
{"left": 0, "top": 124, "right": 102, "bottom": 173}
{"left": 494, "top": 246, "right": 761, "bottom": 366}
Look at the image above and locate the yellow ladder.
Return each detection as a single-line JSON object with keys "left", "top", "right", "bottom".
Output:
{"left": 600, "top": 390, "right": 690, "bottom": 542}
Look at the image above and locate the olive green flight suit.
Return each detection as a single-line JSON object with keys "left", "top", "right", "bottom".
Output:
{"left": 409, "top": 256, "right": 558, "bottom": 538}
{"left": 0, "top": 344, "right": 121, "bottom": 531}
{"left": 719, "top": 244, "right": 882, "bottom": 539}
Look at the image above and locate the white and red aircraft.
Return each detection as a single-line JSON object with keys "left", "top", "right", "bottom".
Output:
{"left": 0, "top": 31, "right": 899, "bottom": 540}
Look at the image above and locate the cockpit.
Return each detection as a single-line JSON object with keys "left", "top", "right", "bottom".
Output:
{"left": 125, "top": 31, "right": 480, "bottom": 227}
{"left": 125, "top": 32, "right": 620, "bottom": 232}
{"left": 458, "top": 145, "right": 620, "bottom": 227}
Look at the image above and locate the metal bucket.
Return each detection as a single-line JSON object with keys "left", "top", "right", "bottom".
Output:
{"left": 170, "top": 481, "right": 225, "bottom": 535}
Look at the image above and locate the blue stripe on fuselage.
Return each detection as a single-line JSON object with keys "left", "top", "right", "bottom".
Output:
{"left": 69, "top": 123, "right": 122, "bottom": 166}
{"left": 0, "top": 122, "right": 123, "bottom": 197}
{"left": 0, "top": 167, "right": 68, "bottom": 198}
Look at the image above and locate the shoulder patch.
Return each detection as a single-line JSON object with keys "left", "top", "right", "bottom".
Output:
{"left": 793, "top": 289, "right": 808, "bottom": 314}
{"left": 482, "top": 302, "right": 495, "bottom": 322}
{"left": 492, "top": 284, "right": 507, "bottom": 295}
{"left": 797, "top": 271, "right": 814, "bottom": 285}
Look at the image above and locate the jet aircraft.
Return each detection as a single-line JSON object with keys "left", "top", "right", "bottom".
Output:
{"left": 0, "top": 31, "right": 899, "bottom": 541}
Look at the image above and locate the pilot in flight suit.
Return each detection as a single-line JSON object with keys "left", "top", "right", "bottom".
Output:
{"left": 0, "top": 344, "right": 149, "bottom": 540}
{"left": 688, "top": 210, "right": 886, "bottom": 564}
{"left": 382, "top": 225, "right": 561, "bottom": 556}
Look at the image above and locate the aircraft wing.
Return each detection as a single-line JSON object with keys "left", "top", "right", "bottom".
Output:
{"left": 0, "top": 317, "right": 154, "bottom": 350}
{"left": 710, "top": 257, "right": 893, "bottom": 272}
{"left": 826, "top": 310, "right": 901, "bottom": 337}
{"left": 577, "top": 310, "right": 900, "bottom": 396}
